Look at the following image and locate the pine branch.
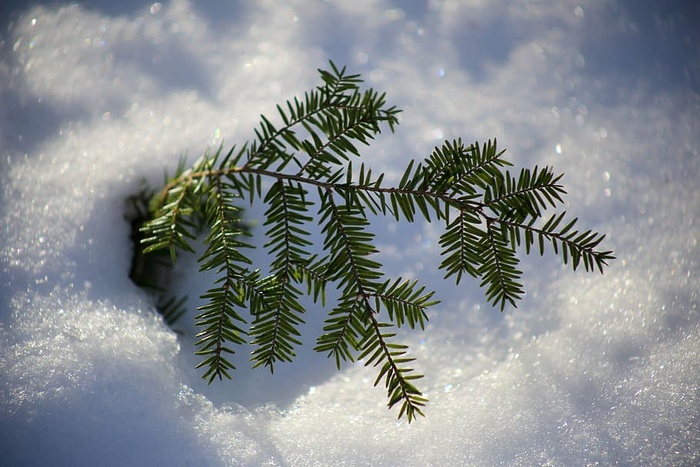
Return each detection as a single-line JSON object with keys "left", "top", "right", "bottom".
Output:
{"left": 372, "top": 278, "right": 438, "bottom": 329}
{"left": 248, "top": 180, "right": 312, "bottom": 370}
{"left": 508, "top": 212, "right": 615, "bottom": 273}
{"left": 141, "top": 166, "right": 200, "bottom": 262}
{"left": 313, "top": 187, "right": 383, "bottom": 367}
{"left": 479, "top": 219, "right": 525, "bottom": 310}
{"left": 482, "top": 166, "right": 565, "bottom": 221}
{"left": 243, "top": 63, "right": 399, "bottom": 176}
{"left": 438, "top": 209, "right": 484, "bottom": 283}
{"left": 358, "top": 316, "right": 427, "bottom": 423}
{"left": 194, "top": 175, "right": 252, "bottom": 382}
{"left": 137, "top": 60, "right": 615, "bottom": 422}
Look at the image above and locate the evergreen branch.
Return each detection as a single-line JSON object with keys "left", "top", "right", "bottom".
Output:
{"left": 231, "top": 163, "right": 464, "bottom": 224}
{"left": 248, "top": 180, "right": 313, "bottom": 370}
{"left": 438, "top": 209, "right": 484, "bottom": 283}
{"left": 358, "top": 317, "right": 427, "bottom": 422}
{"left": 317, "top": 188, "right": 383, "bottom": 290}
{"left": 243, "top": 62, "right": 398, "bottom": 175}
{"left": 482, "top": 166, "right": 566, "bottom": 221}
{"left": 194, "top": 176, "right": 252, "bottom": 382}
{"left": 248, "top": 276, "right": 305, "bottom": 370}
{"left": 134, "top": 61, "right": 615, "bottom": 422}
{"left": 313, "top": 187, "right": 383, "bottom": 366}
{"left": 424, "top": 139, "right": 511, "bottom": 196}
{"left": 479, "top": 220, "right": 525, "bottom": 310}
{"left": 372, "top": 278, "right": 438, "bottom": 329}
{"left": 291, "top": 257, "right": 329, "bottom": 306}
{"left": 448, "top": 139, "right": 511, "bottom": 195}
{"left": 245, "top": 91, "right": 331, "bottom": 171}
{"left": 297, "top": 90, "right": 399, "bottom": 179}
{"left": 314, "top": 297, "right": 367, "bottom": 368}
{"left": 505, "top": 212, "right": 615, "bottom": 273}
{"left": 141, "top": 166, "right": 200, "bottom": 262}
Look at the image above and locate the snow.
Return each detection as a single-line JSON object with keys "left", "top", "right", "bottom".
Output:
{"left": 1, "top": 0, "right": 698, "bottom": 465}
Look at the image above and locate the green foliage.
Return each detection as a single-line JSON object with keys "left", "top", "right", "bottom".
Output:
{"left": 126, "top": 185, "right": 189, "bottom": 327}
{"left": 140, "top": 62, "right": 614, "bottom": 422}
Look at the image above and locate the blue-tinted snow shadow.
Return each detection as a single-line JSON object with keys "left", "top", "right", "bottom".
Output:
{"left": 1, "top": 0, "right": 148, "bottom": 31}
{"left": 579, "top": 1, "right": 700, "bottom": 101}
{"left": 1, "top": 0, "right": 216, "bottom": 157}
{"left": 299, "top": 1, "right": 518, "bottom": 84}
{"left": 0, "top": 367, "right": 227, "bottom": 467}
{"left": 448, "top": 17, "right": 517, "bottom": 84}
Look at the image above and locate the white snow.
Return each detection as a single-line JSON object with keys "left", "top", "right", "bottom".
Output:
{"left": 1, "top": 1, "right": 698, "bottom": 465}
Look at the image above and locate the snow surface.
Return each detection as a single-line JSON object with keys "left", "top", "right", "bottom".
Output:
{"left": 1, "top": 0, "right": 698, "bottom": 465}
